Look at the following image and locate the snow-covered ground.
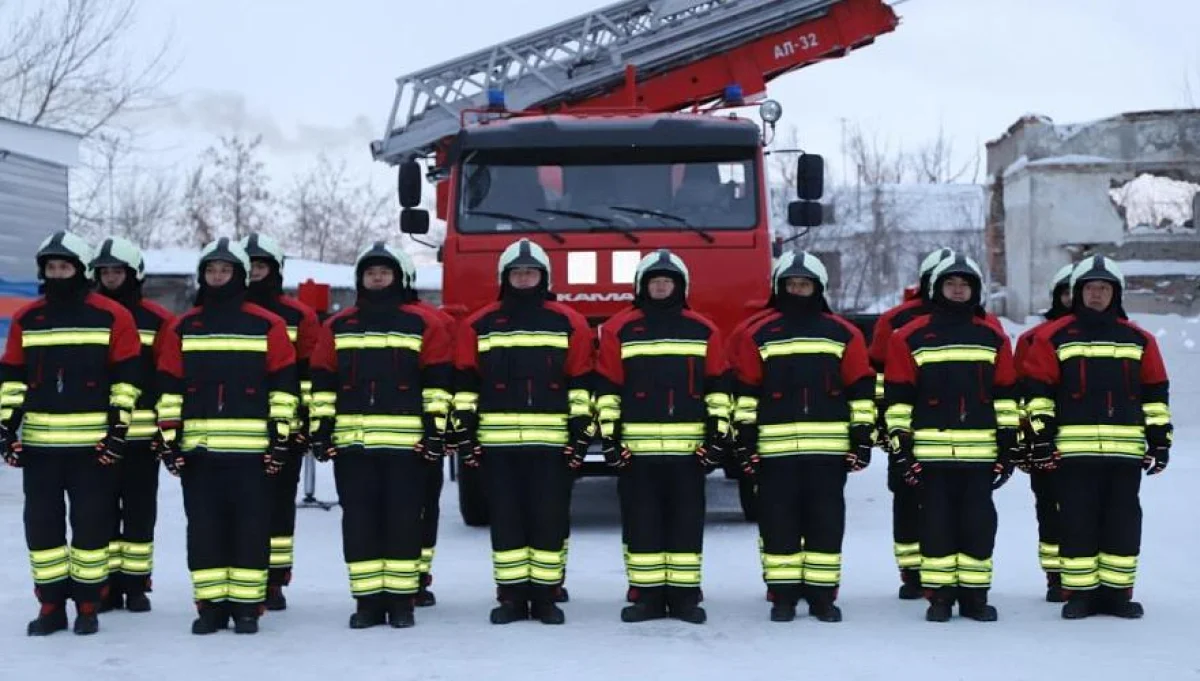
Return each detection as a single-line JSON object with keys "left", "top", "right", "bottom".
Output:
{"left": 1, "top": 315, "right": 1198, "bottom": 681}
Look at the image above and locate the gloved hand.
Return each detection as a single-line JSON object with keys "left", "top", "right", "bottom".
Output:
{"left": 1027, "top": 415, "right": 1059, "bottom": 471}
{"left": 993, "top": 428, "right": 1020, "bottom": 490}
{"left": 732, "top": 423, "right": 759, "bottom": 476}
{"left": 601, "top": 436, "right": 631, "bottom": 470}
{"left": 95, "top": 409, "right": 130, "bottom": 466}
{"left": 451, "top": 412, "right": 483, "bottom": 468}
{"left": 875, "top": 413, "right": 892, "bottom": 453}
{"left": 696, "top": 418, "right": 729, "bottom": 470}
{"left": 846, "top": 424, "right": 874, "bottom": 472}
{"left": 1144, "top": 425, "right": 1172, "bottom": 476}
{"left": 265, "top": 422, "right": 289, "bottom": 475}
{"left": 309, "top": 418, "right": 337, "bottom": 462}
{"left": 889, "top": 431, "right": 920, "bottom": 486}
{"left": 1, "top": 423, "right": 22, "bottom": 468}
{"left": 157, "top": 430, "right": 185, "bottom": 477}
{"left": 414, "top": 414, "right": 446, "bottom": 463}
{"left": 564, "top": 416, "right": 596, "bottom": 471}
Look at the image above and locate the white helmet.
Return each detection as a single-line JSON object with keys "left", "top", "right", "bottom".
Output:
{"left": 197, "top": 237, "right": 252, "bottom": 286}
{"left": 36, "top": 230, "right": 93, "bottom": 280}
{"left": 91, "top": 236, "right": 145, "bottom": 282}
{"left": 498, "top": 238, "right": 552, "bottom": 290}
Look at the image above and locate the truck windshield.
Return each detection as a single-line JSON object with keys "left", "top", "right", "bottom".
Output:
{"left": 456, "top": 147, "right": 758, "bottom": 234}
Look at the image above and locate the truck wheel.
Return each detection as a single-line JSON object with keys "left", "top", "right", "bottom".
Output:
{"left": 738, "top": 476, "right": 758, "bottom": 523}
{"left": 457, "top": 462, "right": 489, "bottom": 527}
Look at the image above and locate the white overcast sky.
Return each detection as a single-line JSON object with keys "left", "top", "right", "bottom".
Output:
{"left": 127, "top": 0, "right": 1200, "bottom": 190}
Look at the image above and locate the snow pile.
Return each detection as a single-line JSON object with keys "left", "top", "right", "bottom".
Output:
{"left": 1109, "top": 174, "right": 1199, "bottom": 232}
{"left": 1027, "top": 154, "right": 1114, "bottom": 167}
{"left": 143, "top": 248, "right": 443, "bottom": 290}
{"left": 1116, "top": 260, "right": 1200, "bottom": 277}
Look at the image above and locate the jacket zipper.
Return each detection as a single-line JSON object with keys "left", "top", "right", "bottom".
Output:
{"left": 217, "top": 382, "right": 225, "bottom": 414}
{"left": 1107, "top": 391, "right": 1114, "bottom": 418}
{"left": 803, "top": 387, "right": 810, "bottom": 415}
{"left": 56, "top": 368, "right": 64, "bottom": 394}
{"left": 959, "top": 396, "right": 967, "bottom": 423}
{"left": 668, "top": 388, "right": 675, "bottom": 417}
{"left": 527, "top": 378, "right": 534, "bottom": 407}
{"left": 369, "top": 380, "right": 377, "bottom": 407}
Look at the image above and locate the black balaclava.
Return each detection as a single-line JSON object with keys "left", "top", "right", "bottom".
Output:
{"left": 1070, "top": 256, "right": 1127, "bottom": 327}
{"left": 355, "top": 256, "right": 405, "bottom": 313}
{"left": 635, "top": 270, "right": 686, "bottom": 315}
{"left": 774, "top": 277, "right": 831, "bottom": 317}
{"left": 40, "top": 259, "right": 89, "bottom": 304}
{"left": 247, "top": 257, "right": 284, "bottom": 307}
{"left": 95, "top": 267, "right": 142, "bottom": 306}
{"left": 196, "top": 262, "right": 247, "bottom": 306}
{"left": 930, "top": 263, "right": 984, "bottom": 320}
{"left": 1046, "top": 282, "right": 1071, "bottom": 321}
{"left": 499, "top": 267, "right": 550, "bottom": 308}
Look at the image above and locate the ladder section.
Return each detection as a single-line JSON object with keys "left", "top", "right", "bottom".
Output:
{"left": 371, "top": 0, "right": 896, "bottom": 164}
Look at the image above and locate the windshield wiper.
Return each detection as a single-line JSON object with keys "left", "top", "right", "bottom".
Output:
{"left": 609, "top": 205, "right": 715, "bottom": 244}
{"left": 536, "top": 208, "right": 640, "bottom": 244}
{"left": 464, "top": 210, "right": 565, "bottom": 244}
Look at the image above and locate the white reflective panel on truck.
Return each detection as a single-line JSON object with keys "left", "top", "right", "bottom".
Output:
{"left": 612, "top": 251, "right": 641, "bottom": 284}
{"left": 567, "top": 251, "right": 597, "bottom": 285}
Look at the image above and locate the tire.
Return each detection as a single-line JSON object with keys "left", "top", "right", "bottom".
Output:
{"left": 457, "top": 460, "right": 489, "bottom": 527}
{"left": 738, "top": 475, "right": 758, "bottom": 523}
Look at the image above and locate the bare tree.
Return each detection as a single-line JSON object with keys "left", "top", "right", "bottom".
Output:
{"left": 283, "top": 153, "right": 394, "bottom": 263}
{"left": 182, "top": 134, "right": 275, "bottom": 242}
{"left": 179, "top": 166, "right": 218, "bottom": 247}
{"left": 911, "top": 124, "right": 981, "bottom": 184}
{"left": 71, "top": 131, "right": 178, "bottom": 246}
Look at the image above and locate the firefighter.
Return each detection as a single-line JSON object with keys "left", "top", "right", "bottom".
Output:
{"left": 308, "top": 241, "right": 452, "bottom": 628}
{"left": 1013, "top": 263, "right": 1073, "bottom": 603}
{"left": 450, "top": 238, "right": 594, "bottom": 625}
{"left": 730, "top": 251, "right": 875, "bottom": 622}
{"left": 239, "top": 233, "right": 322, "bottom": 611}
{"left": 1022, "top": 256, "right": 1170, "bottom": 620}
{"left": 869, "top": 246, "right": 955, "bottom": 599}
{"left": 883, "top": 254, "right": 1020, "bottom": 622}
{"left": 155, "top": 238, "right": 298, "bottom": 635}
{"left": 595, "top": 249, "right": 730, "bottom": 625}
{"left": 1, "top": 231, "right": 142, "bottom": 636}
{"left": 90, "top": 237, "right": 175, "bottom": 614}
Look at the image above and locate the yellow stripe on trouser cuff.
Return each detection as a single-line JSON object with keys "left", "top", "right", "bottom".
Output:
{"left": 1143, "top": 401, "right": 1170, "bottom": 426}
{"left": 1039, "top": 542, "right": 1060, "bottom": 573}
{"left": 530, "top": 548, "right": 565, "bottom": 585}
{"left": 493, "top": 547, "right": 531, "bottom": 584}
{"left": 419, "top": 548, "right": 435, "bottom": 574}
{"left": 625, "top": 551, "right": 667, "bottom": 587}
{"left": 120, "top": 541, "right": 153, "bottom": 575}
{"left": 1098, "top": 553, "right": 1137, "bottom": 588}
{"left": 920, "top": 554, "right": 957, "bottom": 588}
{"left": 666, "top": 552, "right": 701, "bottom": 586}
{"left": 894, "top": 542, "right": 921, "bottom": 569}
{"left": 20, "top": 412, "right": 107, "bottom": 446}
{"left": 348, "top": 559, "right": 385, "bottom": 597}
{"left": 1060, "top": 556, "right": 1100, "bottom": 590}
{"left": 107, "top": 541, "right": 123, "bottom": 571}
{"left": 957, "top": 554, "right": 993, "bottom": 588}
{"left": 70, "top": 546, "right": 109, "bottom": 584}
{"left": 29, "top": 546, "right": 69, "bottom": 584}
{"left": 761, "top": 552, "right": 804, "bottom": 583}
{"left": 270, "top": 536, "right": 294, "bottom": 568}
{"left": 384, "top": 559, "right": 420, "bottom": 593}
{"left": 192, "top": 568, "right": 229, "bottom": 601}
{"left": 803, "top": 552, "right": 841, "bottom": 586}
{"left": 228, "top": 567, "right": 268, "bottom": 602}
{"left": 1057, "top": 424, "right": 1147, "bottom": 458}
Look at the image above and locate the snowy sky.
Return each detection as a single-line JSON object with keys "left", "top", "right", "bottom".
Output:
{"left": 125, "top": 0, "right": 1200, "bottom": 191}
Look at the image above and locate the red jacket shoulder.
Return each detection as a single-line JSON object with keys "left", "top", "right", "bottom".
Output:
{"left": 742, "top": 309, "right": 782, "bottom": 339}
{"left": 241, "top": 302, "right": 287, "bottom": 328}
{"left": 138, "top": 299, "right": 176, "bottom": 323}
{"left": 462, "top": 301, "right": 502, "bottom": 328}
{"left": 893, "top": 314, "right": 932, "bottom": 345}
{"left": 543, "top": 300, "right": 589, "bottom": 326}
{"left": 823, "top": 312, "right": 867, "bottom": 344}
{"left": 1117, "top": 317, "right": 1159, "bottom": 345}
{"left": 278, "top": 295, "right": 318, "bottom": 319}
{"left": 9, "top": 298, "right": 47, "bottom": 322}
{"left": 85, "top": 292, "right": 136, "bottom": 325}
{"left": 680, "top": 308, "right": 720, "bottom": 336}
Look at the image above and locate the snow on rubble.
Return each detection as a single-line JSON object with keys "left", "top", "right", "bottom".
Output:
{"left": 0, "top": 314, "right": 1197, "bottom": 681}
{"left": 142, "top": 247, "right": 443, "bottom": 290}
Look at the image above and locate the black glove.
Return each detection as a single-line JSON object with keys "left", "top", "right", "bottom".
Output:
{"left": 1144, "top": 425, "right": 1172, "bottom": 476}
{"left": 888, "top": 431, "right": 921, "bottom": 486}
{"left": 846, "top": 424, "right": 873, "bottom": 472}
{"left": 265, "top": 423, "right": 289, "bottom": 475}
{"left": 309, "top": 418, "right": 337, "bottom": 462}
{"left": 696, "top": 418, "right": 730, "bottom": 470}
{"left": 95, "top": 409, "right": 130, "bottom": 466}
{"left": 451, "top": 412, "right": 482, "bottom": 468}
{"left": 564, "top": 416, "right": 596, "bottom": 471}
{"left": 1027, "top": 415, "right": 1059, "bottom": 471}
{"left": 601, "top": 436, "right": 632, "bottom": 470}
{"left": 157, "top": 431, "right": 185, "bottom": 476}
{"left": 414, "top": 414, "right": 446, "bottom": 463}
{"left": 1, "top": 423, "right": 21, "bottom": 468}
{"left": 733, "top": 423, "right": 759, "bottom": 477}
{"left": 875, "top": 412, "right": 892, "bottom": 453}
{"left": 993, "top": 428, "right": 1020, "bottom": 490}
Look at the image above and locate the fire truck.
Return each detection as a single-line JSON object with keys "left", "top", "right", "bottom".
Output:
{"left": 370, "top": 0, "right": 900, "bottom": 525}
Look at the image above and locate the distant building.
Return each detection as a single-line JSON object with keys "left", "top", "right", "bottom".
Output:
{"left": 0, "top": 117, "right": 83, "bottom": 282}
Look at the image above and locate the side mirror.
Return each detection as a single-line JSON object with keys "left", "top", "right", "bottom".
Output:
{"left": 787, "top": 200, "right": 823, "bottom": 228}
{"left": 796, "top": 153, "right": 824, "bottom": 201}
{"left": 398, "top": 159, "right": 422, "bottom": 208}
{"left": 400, "top": 208, "right": 430, "bottom": 235}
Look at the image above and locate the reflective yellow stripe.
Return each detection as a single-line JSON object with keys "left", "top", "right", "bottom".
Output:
{"left": 759, "top": 338, "right": 845, "bottom": 360}
{"left": 419, "top": 547, "right": 436, "bottom": 574}
{"left": 333, "top": 413, "right": 424, "bottom": 449}
{"left": 626, "top": 551, "right": 667, "bottom": 587}
{"left": 1025, "top": 396, "right": 1055, "bottom": 419}
{"left": 530, "top": 548, "right": 566, "bottom": 585}
{"left": 761, "top": 552, "right": 804, "bottom": 583}
{"left": 920, "top": 554, "right": 958, "bottom": 588}
{"left": 849, "top": 398, "right": 876, "bottom": 426}
{"left": 1057, "top": 424, "right": 1146, "bottom": 458}
{"left": 29, "top": 546, "right": 70, "bottom": 584}
{"left": 311, "top": 391, "right": 337, "bottom": 419}
{"left": 1098, "top": 553, "right": 1137, "bottom": 588}
{"left": 913, "top": 428, "right": 997, "bottom": 462}
{"left": 1039, "top": 542, "right": 1061, "bottom": 573}
{"left": 994, "top": 398, "right": 1020, "bottom": 428}
{"left": 228, "top": 568, "right": 268, "bottom": 603}
{"left": 423, "top": 387, "right": 452, "bottom": 416}
{"left": 623, "top": 421, "right": 704, "bottom": 454}
{"left": 912, "top": 345, "right": 996, "bottom": 366}
{"left": 334, "top": 332, "right": 422, "bottom": 352}
{"left": 156, "top": 393, "right": 183, "bottom": 422}
{"left": 384, "top": 559, "right": 421, "bottom": 593}
{"left": 478, "top": 331, "right": 567, "bottom": 352}
{"left": 666, "top": 552, "right": 702, "bottom": 586}
{"left": 1060, "top": 556, "right": 1100, "bottom": 590}
{"left": 111, "top": 381, "right": 140, "bottom": 411}
{"left": 348, "top": 559, "right": 385, "bottom": 596}
{"left": 0, "top": 380, "right": 26, "bottom": 416}
{"left": 568, "top": 388, "right": 591, "bottom": 418}
{"left": 621, "top": 339, "right": 707, "bottom": 359}
{"left": 733, "top": 395, "right": 758, "bottom": 425}
{"left": 182, "top": 336, "right": 267, "bottom": 352}
{"left": 181, "top": 418, "right": 270, "bottom": 453}
{"left": 803, "top": 551, "right": 842, "bottom": 586}
{"left": 874, "top": 373, "right": 885, "bottom": 400}
{"left": 885, "top": 403, "right": 913, "bottom": 432}
{"left": 286, "top": 327, "right": 299, "bottom": 343}
{"left": 120, "top": 541, "right": 154, "bottom": 575}
{"left": 269, "top": 536, "right": 294, "bottom": 568}
{"left": 493, "top": 547, "right": 531, "bottom": 584}
{"left": 452, "top": 391, "right": 479, "bottom": 412}
{"left": 1056, "top": 342, "right": 1143, "bottom": 361}
{"left": 894, "top": 542, "right": 921, "bottom": 569}
{"left": 1143, "top": 401, "right": 1171, "bottom": 427}
{"left": 758, "top": 421, "right": 850, "bottom": 456}
{"left": 138, "top": 330, "right": 156, "bottom": 347}
{"left": 957, "top": 553, "right": 993, "bottom": 588}
{"left": 20, "top": 411, "right": 108, "bottom": 446}
{"left": 22, "top": 328, "right": 110, "bottom": 347}
{"left": 70, "top": 546, "right": 110, "bottom": 584}
{"left": 596, "top": 394, "right": 621, "bottom": 435}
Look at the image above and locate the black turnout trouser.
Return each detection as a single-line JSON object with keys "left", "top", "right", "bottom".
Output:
{"left": 621, "top": 456, "right": 706, "bottom": 605}
{"left": 419, "top": 457, "right": 444, "bottom": 583}
{"left": 757, "top": 456, "right": 847, "bottom": 602}
{"left": 109, "top": 442, "right": 160, "bottom": 592}
{"left": 268, "top": 446, "right": 304, "bottom": 586}
{"left": 917, "top": 465, "right": 997, "bottom": 596}
{"left": 1029, "top": 468, "right": 1061, "bottom": 575}
{"left": 1056, "top": 458, "right": 1142, "bottom": 594}
{"left": 888, "top": 459, "right": 921, "bottom": 574}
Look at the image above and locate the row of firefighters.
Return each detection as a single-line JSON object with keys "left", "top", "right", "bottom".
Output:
{"left": 0, "top": 230, "right": 1172, "bottom": 636}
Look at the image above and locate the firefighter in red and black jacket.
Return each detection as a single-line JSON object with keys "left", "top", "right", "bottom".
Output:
{"left": 730, "top": 251, "right": 876, "bottom": 623}
{"left": 1022, "top": 256, "right": 1171, "bottom": 620}
{"left": 1013, "top": 263, "right": 1073, "bottom": 603}
{"left": 240, "top": 233, "right": 322, "bottom": 611}
{"left": 155, "top": 238, "right": 298, "bottom": 635}
{"left": 868, "top": 246, "right": 954, "bottom": 599}
{"left": 308, "top": 242, "right": 452, "bottom": 629}
{"left": 596, "top": 249, "right": 730, "bottom": 625}
{"left": 90, "top": 237, "right": 175, "bottom": 615}
{"left": 451, "top": 238, "right": 594, "bottom": 626}
{"left": 1, "top": 231, "right": 142, "bottom": 637}
{"left": 884, "top": 254, "right": 1020, "bottom": 623}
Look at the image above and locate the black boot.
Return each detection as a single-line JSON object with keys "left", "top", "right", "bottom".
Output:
{"left": 553, "top": 585, "right": 570, "bottom": 603}
{"left": 191, "top": 601, "right": 230, "bottom": 635}
{"left": 957, "top": 588, "right": 998, "bottom": 622}
{"left": 348, "top": 595, "right": 387, "bottom": 629}
{"left": 388, "top": 595, "right": 416, "bottom": 628}
{"left": 264, "top": 585, "right": 287, "bottom": 612}
{"left": 489, "top": 585, "right": 529, "bottom": 625}
{"left": 72, "top": 602, "right": 100, "bottom": 635}
{"left": 1045, "top": 573, "right": 1065, "bottom": 603}
{"left": 124, "top": 576, "right": 152, "bottom": 613}
{"left": 625, "top": 586, "right": 639, "bottom": 603}
{"left": 99, "top": 574, "right": 123, "bottom": 613}
{"left": 529, "top": 585, "right": 565, "bottom": 625}
{"left": 768, "top": 585, "right": 798, "bottom": 622}
{"left": 898, "top": 569, "right": 922, "bottom": 600}
{"left": 924, "top": 587, "right": 954, "bottom": 622}
{"left": 1096, "top": 586, "right": 1144, "bottom": 619}
{"left": 232, "top": 603, "right": 260, "bottom": 634}
{"left": 666, "top": 586, "right": 706, "bottom": 624}
{"left": 27, "top": 603, "right": 68, "bottom": 636}
{"left": 415, "top": 573, "right": 436, "bottom": 608}
{"left": 621, "top": 586, "right": 667, "bottom": 623}
{"left": 806, "top": 587, "right": 843, "bottom": 623}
